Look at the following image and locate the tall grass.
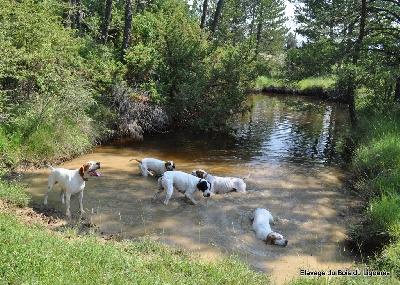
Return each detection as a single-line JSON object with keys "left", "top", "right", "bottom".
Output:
{"left": 350, "top": 102, "right": 400, "bottom": 278}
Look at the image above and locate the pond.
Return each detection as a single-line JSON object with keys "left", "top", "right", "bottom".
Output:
{"left": 22, "top": 93, "right": 361, "bottom": 284}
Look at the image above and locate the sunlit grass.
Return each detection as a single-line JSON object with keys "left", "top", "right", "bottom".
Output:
{"left": 350, "top": 104, "right": 400, "bottom": 279}
{"left": 0, "top": 179, "right": 30, "bottom": 207}
{"left": 0, "top": 207, "right": 270, "bottom": 285}
{"left": 254, "top": 76, "right": 336, "bottom": 91}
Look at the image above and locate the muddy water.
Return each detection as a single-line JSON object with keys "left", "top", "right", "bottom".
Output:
{"left": 22, "top": 94, "right": 360, "bottom": 284}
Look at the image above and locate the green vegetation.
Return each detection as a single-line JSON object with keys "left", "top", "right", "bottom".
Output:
{"left": 0, "top": 210, "right": 269, "bottom": 284}
{"left": 1, "top": 0, "right": 400, "bottom": 283}
{"left": 0, "top": 179, "right": 30, "bottom": 207}
{"left": 255, "top": 76, "right": 335, "bottom": 91}
{"left": 347, "top": 102, "right": 400, "bottom": 277}
{"left": 0, "top": 0, "right": 288, "bottom": 169}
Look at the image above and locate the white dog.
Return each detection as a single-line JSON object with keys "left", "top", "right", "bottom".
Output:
{"left": 44, "top": 161, "right": 101, "bottom": 218}
{"left": 191, "top": 169, "right": 249, "bottom": 194}
{"left": 251, "top": 208, "right": 288, "bottom": 246}
{"left": 152, "top": 171, "right": 212, "bottom": 205}
{"left": 130, "top": 158, "right": 175, "bottom": 177}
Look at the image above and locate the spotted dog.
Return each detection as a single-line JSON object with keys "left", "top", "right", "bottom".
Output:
{"left": 130, "top": 157, "right": 175, "bottom": 177}
{"left": 152, "top": 171, "right": 211, "bottom": 205}
{"left": 191, "top": 169, "right": 249, "bottom": 194}
{"left": 251, "top": 208, "right": 288, "bottom": 246}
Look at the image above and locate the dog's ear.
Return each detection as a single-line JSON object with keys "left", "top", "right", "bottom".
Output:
{"left": 79, "top": 163, "right": 90, "bottom": 181}
{"left": 197, "top": 180, "right": 208, "bottom": 191}
{"left": 79, "top": 166, "right": 86, "bottom": 180}
{"left": 266, "top": 234, "right": 275, "bottom": 245}
{"left": 196, "top": 170, "right": 205, "bottom": 178}
{"left": 83, "top": 163, "right": 91, "bottom": 172}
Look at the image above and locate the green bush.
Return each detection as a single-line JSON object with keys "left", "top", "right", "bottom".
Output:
{"left": 0, "top": 0, "right": 101, "bottom": 166}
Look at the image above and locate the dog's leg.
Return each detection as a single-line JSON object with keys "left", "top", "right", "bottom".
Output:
{"left": 78, "top": 191, "right": 86, "bottom": 214}
{"left": 139, "top": 163, "right": 148, "bottom": 176}
{"left": 65, "top": 193, "right": 72, "bottom": 218}
{"left": 152, "top": 178, "right": 165, "bottom": 202}
{"left": 44, "top": 180, "right": 55, "bottom": 205}
{"left": 163, "top": 183, "right": 174, "bottom": 205}
{"left": 60, "top": 188, "right": 65, "bottom": 203}
{"left": 184, "top": 193, "right": 197, "bottom": 205}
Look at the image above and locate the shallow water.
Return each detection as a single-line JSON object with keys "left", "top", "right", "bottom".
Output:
{"left": 21, "top": 94, "right": 360, "bottom": 284}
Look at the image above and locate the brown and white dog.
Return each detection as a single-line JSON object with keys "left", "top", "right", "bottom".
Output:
{"left": 130, "top": 158, "right": 175, "bottom": 177}
{"left": 251, "top": 208, "right": 288, "bottom": 246}
{"left": 44, "top": 161, "right": 101, "bottom": 218}
{"left": 191, "top": 169, "right": 249, "bottom": 194}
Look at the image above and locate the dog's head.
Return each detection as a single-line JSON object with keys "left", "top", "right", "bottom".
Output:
{"left": 79, "top": 161, "right": 101, "bottom": 181}
{"left": 197, "top": 179, "right": 211, "bottom": 197}
{"left": 266, "top": 232, "right": 288, "bottom": 247}
{"left": 165, "top": 161, "right": 175, "bottom": 171}
{"left": 192, "top": 169, "right": 208, "bottom": 179}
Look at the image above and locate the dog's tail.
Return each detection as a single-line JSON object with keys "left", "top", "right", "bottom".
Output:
{"left": 129, "top": 158, "right": 141, "bottom": 163}
{"left": 46, "top": 164, "right": 54, "bottom": 170}
{"left": 242, "top": 171, "right": 250, "bottom": 180}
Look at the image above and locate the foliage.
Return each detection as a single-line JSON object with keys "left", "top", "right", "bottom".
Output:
{"left": 125, "top": 0, "right": 257, "bottom": 131}
{"left": 0, "top": 0, "right": 99, "bottom": 166}
{"left": 374, "top": 241, "right": 400, "bottom": 278}
{"left": 0, "top": 211, "right": 270, "bottom": 284}
{"left": 367, "top": 194, "right": 400, "bottom": 240}
{"left": 285, "top": 39, "right": 340, "bottom": 81}
{"left": 349, "top": 103, "right": 400, "bottom": 271}
{"left": 289, "top": 0, "right": 400, "bottom": 125}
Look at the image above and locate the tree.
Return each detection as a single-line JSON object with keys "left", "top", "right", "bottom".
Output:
{"left": 292, "top": 0, "right": 400, "bottom": 124}
{"left": 121, "top": 0, "right": 133, "bottom": 61}
{"left": 200, "top": 0, "right": 208, "bottom": 29}
{"left": 210, "top": 0, "right": 224, "bottom": 37}
{"left": 101, "top": 0, "right": 113, "bottom": 44}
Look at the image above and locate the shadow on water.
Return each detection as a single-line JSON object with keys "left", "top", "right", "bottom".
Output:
{"left": 21, "top": 94, "right": 363, "bottom": 284}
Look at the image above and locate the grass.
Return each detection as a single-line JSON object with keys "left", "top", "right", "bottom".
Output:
{"left": 0, "top": 180, "right": 270, "bottom": 285}
{"left": 348, "top": 102, "right": 400, "bottom": 279}
{"left": 0, "top": 210, "right": 271, "bottom": 284}
{"left": 254, "top": 76, "right": 336, "bottom": 91}
{"left": 0, "top": 179, "right": 31, "bottom": 207}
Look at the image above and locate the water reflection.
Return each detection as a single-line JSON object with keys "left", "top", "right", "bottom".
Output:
{"left": 234, "top": 94, "right": 349, "bottom": 164}
{"left": 125, "top": 94, "right": 349, "bottom": 167}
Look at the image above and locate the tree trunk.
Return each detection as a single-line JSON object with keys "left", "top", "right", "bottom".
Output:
{"left": 63, "top": 0, "right": 71, "bottom": 28}
{"left": 75, "top": 0, "right": 83, "bottom": 37}
{"left": 395, "top": 76, "right": 400, "bottom": 102}
{"left": 210, "top": 0, "right": 224, "bottom": 36}
{"left": 200, "top": 0, "right": 208, "bottom": 29}
{"left": 348, "top": 0, "right": 366, "bottom": 125}
{"left": 255, "top": 5, "right": 264, "bottom": 56}
{"left": 102, "top": 0, "right": 113, "bottom": 44}
{"left": 121, "top": 0, "right": 133, "bottom": 62}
